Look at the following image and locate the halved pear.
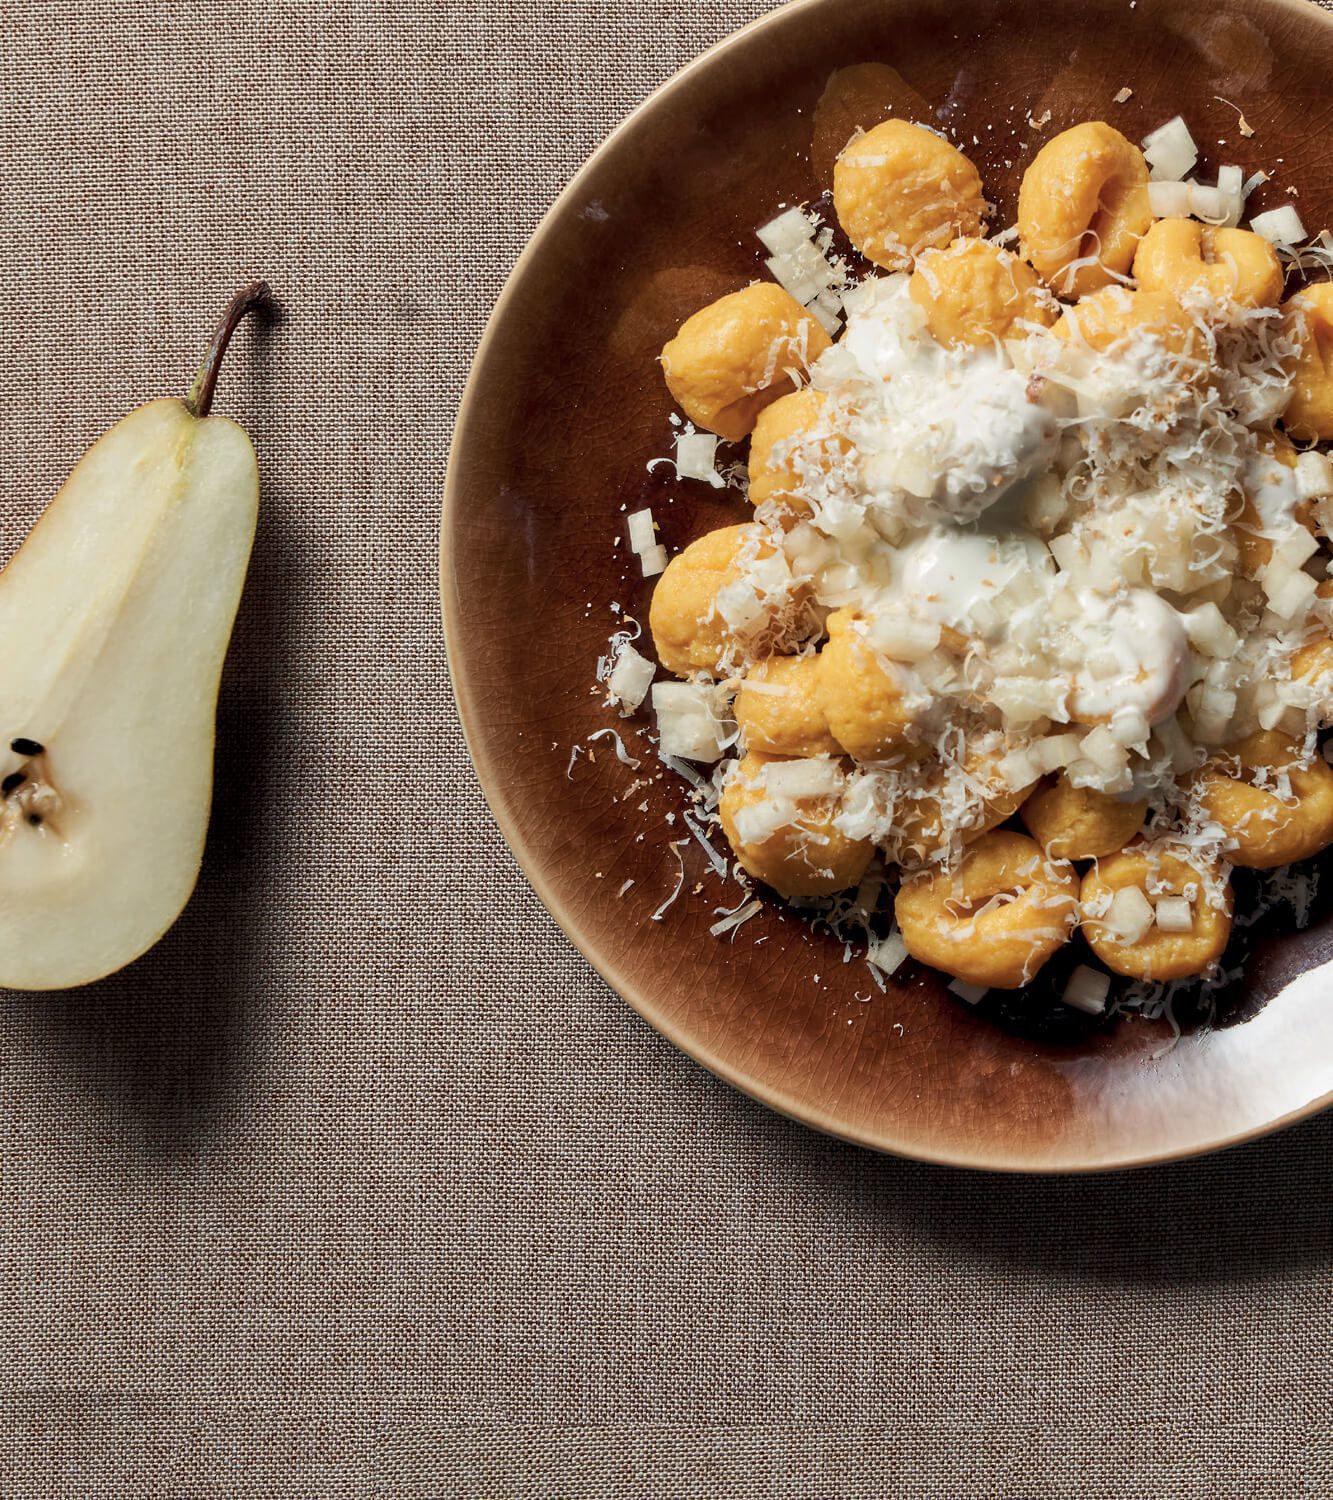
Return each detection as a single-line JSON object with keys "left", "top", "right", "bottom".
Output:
{"left": 0, "top": 284, "right": 271, "bottom": 990}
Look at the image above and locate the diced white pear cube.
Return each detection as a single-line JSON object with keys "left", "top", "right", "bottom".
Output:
{"left": 627, "top": 507, "right": 657, "bottom": 553}
{"left": 948, "top": 978, "right": 988, "bottom": 1004}
{"left": 1032, "top": 734, "right": 1083, "bottom": 773}
{"left": 652, "top": 681, "right": 726, "bottom": 762}
{"left": 639, "top": 543, "right": 669, "bottom": 578}
{"left": 762, "top": 758, "right": 844, "bottom": 800}
{"left": 607, "top": 645, "right": 656, "bottom": 714}
{"left": 1295, "top": 450, "right": 1333, "bottom": 502}
{"left": 1105, "top": 885, "right": 1155, "bottom": 945}
{"left": 867, "top": 613, "right": 940, "bottom": 662}
{"left": 1183, "top": 603, "right": 1240, "bottom": 659}
{"left": 675, "top": 432, "right": 723, "bottom": 487}
{"left": 1154, "top": 896, "right": 1194, "bottom": 934}
{"left": 1271, "top": 527, "right": 1320, "bottom": 572}
{"left": 1079, "top": 725, "right": 1129, "bottom": 775}
{"left": 1062, "top": 964, "right": 1111, "bottom": 1015}
{"left": 1262, "top": 564, "right": 1317, "bottom": 621}
{"left": 756, "top": 206, "right": 814, "bottom": 255}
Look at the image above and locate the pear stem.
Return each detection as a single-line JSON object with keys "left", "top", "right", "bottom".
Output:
{"left": 184, "top": 281, "right": 274, "bottom": 419}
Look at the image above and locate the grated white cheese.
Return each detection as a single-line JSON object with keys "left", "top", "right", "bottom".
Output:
{"left": 586, "top": 728, "right": 642, "bottom": 769}
{"left": 709, "top": 897, "right": 763, "bottom": 938}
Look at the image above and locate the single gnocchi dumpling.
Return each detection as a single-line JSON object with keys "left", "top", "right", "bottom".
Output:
{"left": 660, "top": 283, "right": 833, "bottom": 443}
{"left": 648, "top": 523, "right": 809, "bottom": 677}
{"left": 1021, "top": 774, "right": 1147, "bottom": 861}
{"left": 1283, "top": 283, "right": 1333, "bottom": 443}
{"left": 747, "top": 388, "right": 847, "bottom": 521}
{"left": 908, "top": 237, "right": 1057, "bottom": 348}
{"left": 817, "top": 607, "right": 920, "bottom": 760}
{"left": 719, "top": 750, "right": 874, "bottom": 898}
{"left": 1017, "top": 121, "right": 1152, "bottom": 298}
{"left": 1192, "top": 730, "right": 1333, "bottom": 869}
{"left": 1133, "top": 220, "right": 1284, "bottom": 311}
{"left": 1080, "top": 844, "right": 1232, "bottom": 980}
{"left": 894, "top": 830, "right": 1079, "bottom": 989}
{"left": 1054, "top": 286, "right": 1202, "bottom": 364}
{"left": 734, "top": 654, "right": 842, "bottom": 758}
{"left": 887, "top": 742, "right": 1033, "bottom": 867}
{"left": 832, "top": 118, "right": 987, "bottom": 272}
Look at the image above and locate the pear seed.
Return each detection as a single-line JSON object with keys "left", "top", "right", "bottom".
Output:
{"left": 10, "top": 738, "right": 43, "bottom": 757}
{"left": 1, "top": 773, "right": 24, "bottom": 798}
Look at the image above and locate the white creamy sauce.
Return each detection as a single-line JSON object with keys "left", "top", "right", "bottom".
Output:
{"left": 735, "top": 259, "right": 1324, "bottom": 805}
{"left": 796, "top": 274, "right": 1201, "bottom": 734}
{"left": 699, "top": 249, "right": 1330, "bottom": 883}
{"left": 825, "top": 277, "right": 1061, "bottom": 526}
{"left": 893, "top": 527, "right": 1051, "bottom": 629}
{"left": 1064, "top": 590, "right": 1192, "bottom": 726}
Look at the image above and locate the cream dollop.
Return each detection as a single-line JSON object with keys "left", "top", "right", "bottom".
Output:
{"left": 1066, "top": 590, "right": 1191, "bottom": 727}
{"left": 823, "top": 277, "right": 1061, "bottom": 527}
{"left": 895, "top": 526, "right": 1052, "bottom": 630}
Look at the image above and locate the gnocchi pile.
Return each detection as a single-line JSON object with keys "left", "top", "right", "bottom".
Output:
{"left": 605, "top": 105, "right": 1333, "bottom": 1010}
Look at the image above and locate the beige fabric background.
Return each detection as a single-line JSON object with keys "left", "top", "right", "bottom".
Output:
{"left": 0, "top": 1, "right": 1329, "bottom": 1495}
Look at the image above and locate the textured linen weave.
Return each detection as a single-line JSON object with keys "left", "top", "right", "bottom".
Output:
{"left": 0, "top": 1, "right": 1329, "bottom": 1496}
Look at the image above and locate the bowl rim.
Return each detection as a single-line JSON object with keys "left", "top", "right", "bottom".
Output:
{"left": 441, "top": 0, "right": 1333, "bottom": 1173}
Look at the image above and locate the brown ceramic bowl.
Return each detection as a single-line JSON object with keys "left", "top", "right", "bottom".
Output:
{"left": 443, "top": 0, "right": 1333, "bottom": 1170}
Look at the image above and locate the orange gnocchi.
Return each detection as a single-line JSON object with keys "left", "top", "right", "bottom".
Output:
{"left": 908, "top": 238, "right": 1057, "bottom": 348}
{"left": 661, "top": 283, "right": 832, "bottom": 442}
{"left": 747, "top": 388, "right": 845, "bottom": 520}
{"left": 833, "top": 118, "right": 987, "bottom": 272}
{"left": 648, "top": 524, "right": 807, "bottom": 677}
{"left": 1081, "top": 846, "right": 1232, "bottom": 980}
{"left": 734, "top": 654, "right": 841, "bottom": 758}
{"left": 1283, "top": 283, "right": 1333, "bottom": 443}
{"left": 719, "top": 751, "right": 874, "bottom": 899}
{"left": 1133, "top": 220, "right": 1284, "bottom": 310}
{"left": 621, "top": 96, "right": 1333, "bottom": 1024}
{"left": 1021, "top": 775, "right": 1147, "bottom": 861}
{"left": 1192, "top": 731, "right": 1333, "bottom": 869}
{"left": 817, "top": 608, "right": 920, "bottom": 761}
{"left": 1017, "top": 122, "right": 1153, "bottom": 298}
{"left": 894, "top": 831, "right": 1079, "bottom": 989}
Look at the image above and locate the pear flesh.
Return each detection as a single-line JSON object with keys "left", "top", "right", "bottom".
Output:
{"left": 0, "top": 397, "right": 258, "bottom": 990}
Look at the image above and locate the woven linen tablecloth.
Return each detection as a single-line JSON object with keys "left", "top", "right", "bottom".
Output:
{"left": 0, "top": 2, "right": 1329, "bottom": 1496}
